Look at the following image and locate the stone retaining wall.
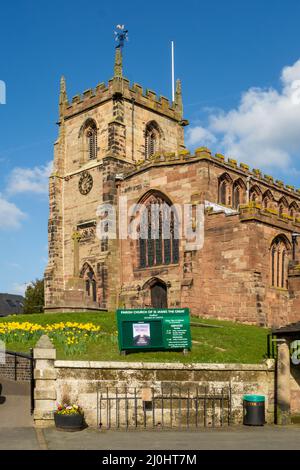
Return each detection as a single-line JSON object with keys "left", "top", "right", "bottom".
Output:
{"left": 54, "top": 360, "right": 275, "bottom": 426}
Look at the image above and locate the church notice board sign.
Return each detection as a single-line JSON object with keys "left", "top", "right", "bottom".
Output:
{"left": 116, "top": 308, "right": 192, "bottom": 353}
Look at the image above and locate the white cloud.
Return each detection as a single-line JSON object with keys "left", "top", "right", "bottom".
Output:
{"left": 185, "top": 126, "right": 217, "bottom": 147}
{"left": 6, "top": 161, "right": 53, "bottom": 195}
{"left": 186, "top": 59, "right": 300, "bottom": 172}
{"left": 0, "top": 194, "right": 26, "bottom": 229}
{"left": 0, "top": 160, "right": 52, "bottom": 230}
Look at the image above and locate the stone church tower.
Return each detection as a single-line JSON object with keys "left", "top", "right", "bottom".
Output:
{"left": 44, "top": 47, "right": 187, "bottom": 313}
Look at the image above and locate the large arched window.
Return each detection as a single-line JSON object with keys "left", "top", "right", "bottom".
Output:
{"left": 270, "top": 236, "right": 289, "bottom": 289}
{"left": 80, "top": 263, "right": 97, "bottom": 302}
{"left": 79, "top": 119, "right": 98, "bottom": 161}
{"left": 138, "top": 191, "right": 179, "bottom": 268}
{"left": 218, "top": 174, "right": 232, "bottom": 206}
{"left": 145, "top": 121, "right": 160, "bottom": 159}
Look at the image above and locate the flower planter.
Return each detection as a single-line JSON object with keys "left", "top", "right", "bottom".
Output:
{"left": 54, "top": 412, "right": 84, "bottom": 432}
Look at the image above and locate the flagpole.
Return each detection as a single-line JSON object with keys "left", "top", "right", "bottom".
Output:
{"left": 171, "top": 41, "right": 175, "bottom": 102}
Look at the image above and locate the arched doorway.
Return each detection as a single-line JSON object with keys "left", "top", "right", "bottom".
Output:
{"left": 150, "top": 279, "right": 168, "bottom": 309}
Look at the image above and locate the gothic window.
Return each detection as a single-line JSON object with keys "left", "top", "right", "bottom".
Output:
{"left": 279, "top": 204, "right": 284, "bottom": 218}
{"left": 262, "top": 190, "right": 274, "bottom": 211}
{"left": 232, "top": 179, "right": 246, "bottom": 209}
{"left": 80, "top": 119, "right": 98, "bottom": 162}
{"left": 290, "top": 202, "right": 299, "bottom": 220}
{"left": 249, "top": 185, "right": 262, "bottom": 204}
{"left": 270, "top": 236, "right": 289, "bottom": 289}
{"left": 145, "top": 121, "right": 160, "bottom": 159}
{"left": 81, "top": 263, "right": 97, "bottom": 302}
{"left": 218, "top": 174, "right": 232, "bottom": 206}
{"left": 278, "top": 197, "right": 288, "bottom": 218}
{"left": 138, "top": 192, "right": 179, "bottom": 268}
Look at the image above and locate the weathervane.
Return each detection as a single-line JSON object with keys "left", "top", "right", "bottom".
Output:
{"left": 114, "top": 24, "right": 129, "bottom": 50}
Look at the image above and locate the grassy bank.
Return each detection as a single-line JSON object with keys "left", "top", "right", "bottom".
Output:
{"left": 0, "top": 312, "right": 269, "bottom": 363}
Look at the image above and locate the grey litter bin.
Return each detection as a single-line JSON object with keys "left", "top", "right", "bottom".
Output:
{"left": 243, "top": 395, "right": 265, "bottom": 426}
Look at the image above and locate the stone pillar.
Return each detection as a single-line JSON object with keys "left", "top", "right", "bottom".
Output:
{"left": 276, "top": 340, "right": 291, "bottom": 425}
{"left": 33, "top": 335, "right": 57, "bottom": 428}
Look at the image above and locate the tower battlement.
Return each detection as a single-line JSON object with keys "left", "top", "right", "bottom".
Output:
{"left": 61, "top": 76, "right": 185, "bottom": 124}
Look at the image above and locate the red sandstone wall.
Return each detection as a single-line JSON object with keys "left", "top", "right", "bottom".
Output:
{"left": 118, "top": 160, "right": 300, "bottom": 327}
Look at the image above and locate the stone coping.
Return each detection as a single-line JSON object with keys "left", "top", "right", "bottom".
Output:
{"left": 55, "top": 359, "right": 275, "bottom": 371}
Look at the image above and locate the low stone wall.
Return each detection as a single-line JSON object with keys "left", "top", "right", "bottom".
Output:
{"left": 54, "top": 360, "right": 275, "bottom": 427}
{"left": 0, "top": 352, "right": 32, "bottom": 381}
{"left": 32, "top": 336, "right": 275, "bottom": 427}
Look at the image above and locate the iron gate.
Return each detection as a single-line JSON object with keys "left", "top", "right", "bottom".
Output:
{"left": 97, "top": 385, "right": 232, "bottom": 429}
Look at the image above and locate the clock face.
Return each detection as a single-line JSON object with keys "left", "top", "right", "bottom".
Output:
{"left": 78, "top": 171, "right": 93, "bottom": 195}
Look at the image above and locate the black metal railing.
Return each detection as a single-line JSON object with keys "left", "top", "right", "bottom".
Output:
{"left": 97, "top": 385, "right": 232, "bottom": 430}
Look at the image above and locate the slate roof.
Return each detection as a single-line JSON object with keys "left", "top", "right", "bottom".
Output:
{"left": 0, "top": 294, "right": 24, "bottom": 317}
{"left": 272, "top": 322, "right": 300, "bottom": 336}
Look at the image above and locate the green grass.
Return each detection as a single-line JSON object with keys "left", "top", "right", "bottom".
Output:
{"left": 0, "top": 312, "right": 270, "bottom": 363}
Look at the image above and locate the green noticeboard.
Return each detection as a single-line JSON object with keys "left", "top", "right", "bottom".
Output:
{"left": 116, "top": 308, "right": 192, "bottom": 352}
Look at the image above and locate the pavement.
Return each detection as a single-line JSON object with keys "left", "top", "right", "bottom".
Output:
{"left": 1, "top": 378, "right": 300, "bottom": 450}
{"left": 0, "top": 425, "right": 299, "bottom": 450}
{"left": 41, "top": 425, "right": 300, "bottom": 450}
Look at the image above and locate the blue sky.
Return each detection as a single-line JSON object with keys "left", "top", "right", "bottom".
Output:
{"left": 1, "top": 0, "right": 300, "bottom": 294}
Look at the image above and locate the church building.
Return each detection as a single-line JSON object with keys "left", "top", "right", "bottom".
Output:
{"left": 44, "top": 44, "right": 300, "bottom": 328}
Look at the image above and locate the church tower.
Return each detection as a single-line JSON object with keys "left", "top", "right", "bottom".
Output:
{"left": 44, "top": 35, "right": 188, "bottom": 312}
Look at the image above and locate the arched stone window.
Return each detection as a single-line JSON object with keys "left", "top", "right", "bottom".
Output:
{"left": 290, "top": 202, "right": 299, "bottom": 220}
{"left": 138, "top": 191, "right": 179, "bottom": 268}
{"left": 262, "top": 190, "right": 274, "bottom": 211}
{"left": 80, "top": 263, "right": 97, "bottom": 302}
{"left": 278, "top": 197, "right": 288, "bottom": 218}
{"left": 249, "top": 185, "right": 262, "bottom": 204}
{"left": 145, "top": 121, "right": 161, "bottom": 159}
{"left": 79, "top": 119, "right": 98, "bottom": 162}
{"left": 218, "top": 174, "right": 232, "bottom": 206}
{"left": 233, "top": 179, "right": 246, "bottom": 209}
{"left": 270, "top": 235, "right": 290, "bottom": 289}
